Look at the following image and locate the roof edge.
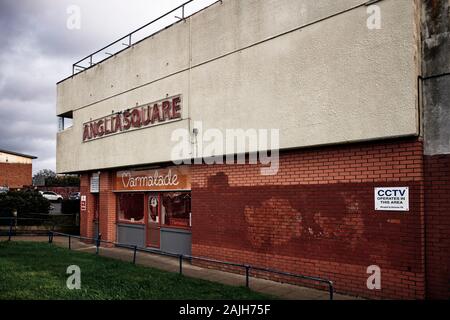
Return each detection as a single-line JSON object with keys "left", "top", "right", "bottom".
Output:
{"left": 0, "top": 149, "right": 38, "bottom": 159}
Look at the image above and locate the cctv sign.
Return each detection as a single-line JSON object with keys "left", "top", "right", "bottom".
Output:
{"left": 375, "top": 187, "right": 409, "bottom": 211}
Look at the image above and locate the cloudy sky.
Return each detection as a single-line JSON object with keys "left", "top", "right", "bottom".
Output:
{"left": 0, "top": 0, "right": 216, "bottom": 175}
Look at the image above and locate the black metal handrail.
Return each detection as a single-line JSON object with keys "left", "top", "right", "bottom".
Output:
{"left": 0, "top": 217, "right": 56, "bottom": 241}
{"left": 69, "top": 0, "right": 221, "bottom": 77}
{"left": 0, "top": 217, "right": 56, "bottom": 226}
{"left": 48, "top": 231, "right": 334, "bottom": 300}
{"left": 0, "top": 217, "right": 78, "bottom": 238}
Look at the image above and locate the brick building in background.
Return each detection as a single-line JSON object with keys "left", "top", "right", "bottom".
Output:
{"left": 56, "top": 0, "right": 449, "bottom": 299}
{"left": 0, "top": 149, "right": 37, "bottom": 189}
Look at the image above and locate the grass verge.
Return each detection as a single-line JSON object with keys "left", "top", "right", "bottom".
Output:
{"left": 0, "top": 241, "right": 272, "bottom": 300}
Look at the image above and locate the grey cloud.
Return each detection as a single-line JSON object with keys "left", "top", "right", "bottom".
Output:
{"left": 0, "top": 0, "right": 192, "bottom": 174}
{"left": 0, "top": 74, "right": 55, "bottom": 102}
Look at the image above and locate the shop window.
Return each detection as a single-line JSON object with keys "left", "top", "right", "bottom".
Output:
{"left": 161, "top": 192, "right": 191, "bottom": 228}
{"left": 117, "top": 193, "right": 144, "bottom": 223}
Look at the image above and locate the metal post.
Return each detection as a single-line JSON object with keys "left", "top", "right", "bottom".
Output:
{"left": 133, "top": 246, "right": 137, "bottom": 264}
{"left": 128, "top": 34, "right": 132, "bottom": 46}
{"left": 96, "top": 233, "right": 101, "bottom": 255}
{"left": 245, "top": 265, "right": 250, "bottom": 288}
{"left": 8, "top": 218, "right": 13, "bottom": 241}
{"left": 179, "top": 255, "right": 183, "bottom": 275}
{"left": 329, "top": 282, "right": 334, "bottom": 300}
{"left": 68, "top": 235, "right": 71, "bottom": 250}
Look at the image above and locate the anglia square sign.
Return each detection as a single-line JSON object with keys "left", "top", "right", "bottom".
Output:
{"left": 375, "top": 187, "right": 409, "bottom": 211}
{"left": 82, "top": 95, "right": 182, "bottom": 142}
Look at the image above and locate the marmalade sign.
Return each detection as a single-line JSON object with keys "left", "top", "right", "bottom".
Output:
{"left": 115, "top": 167, "right": 191, "bottom": 191}
{"left": 82, "top": 95, "right": 182, "bottom": 142}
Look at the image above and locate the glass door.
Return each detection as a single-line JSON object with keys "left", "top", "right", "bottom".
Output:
{"left": 146, "top": 193, "right": 160, "bottom": 248}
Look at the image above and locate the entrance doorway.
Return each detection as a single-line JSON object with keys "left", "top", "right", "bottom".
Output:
{"left": 145, "top": 192, "right": 192, "bottom": 250}
{"left": 146, "top": 194, "right": 160, "bottom": 248}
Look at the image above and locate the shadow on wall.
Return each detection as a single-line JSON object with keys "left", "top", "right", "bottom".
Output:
{"left": 193, "top": 172, "right": 423, "bottom": 274}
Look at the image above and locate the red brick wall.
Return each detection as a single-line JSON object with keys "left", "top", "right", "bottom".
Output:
{"left": 0, "top": 163, "right": 32, "bottom": 188}
{"left": 79, "top": 172, "right": 116, "bottom": 244}
{"left": 424, "top": 155, "right": 450, "bottom": 299}
{"left": 191, "top": 138, "right": 425, "bottom": 299}
{"left": 75, "top": 137, "right": 448, "bottom": 299}
{"left": 99, "top": 171, "right": 116, "bottom": 244}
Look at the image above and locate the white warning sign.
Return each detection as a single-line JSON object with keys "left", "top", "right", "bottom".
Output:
{"left": 375, "top": 187, "right": 409, "bottom": 212}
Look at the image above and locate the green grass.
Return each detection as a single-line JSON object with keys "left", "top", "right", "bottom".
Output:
{"left": 0, "top": 241, "right": 271, "bottom": 300}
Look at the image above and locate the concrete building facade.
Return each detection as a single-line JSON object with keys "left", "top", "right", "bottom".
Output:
{"left": 56, "top": 0, "right": 449, "bottom": 299}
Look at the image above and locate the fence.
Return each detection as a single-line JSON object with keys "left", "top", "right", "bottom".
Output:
{"left": 69, "top": 0, "right": 220, "bottom": 77}
{"left": 0, "top": 216, "right": 77, "bottom": 237}
{"left": 46, "top": 231, "right": 335, "bottom": 300}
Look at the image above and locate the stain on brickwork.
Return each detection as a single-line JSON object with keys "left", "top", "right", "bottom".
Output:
{"left": 193, "top": 181, "right": 423, "bottom": 271}
{"left": 191, "top": 138, "right": 426, "bottom": 299}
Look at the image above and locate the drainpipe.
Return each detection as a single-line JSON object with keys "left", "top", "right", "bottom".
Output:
{"left": 97, "top": 171, "right": 101, "bottom": 240}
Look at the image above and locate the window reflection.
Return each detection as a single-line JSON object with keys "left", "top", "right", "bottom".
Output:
{"left": 117, "top": 193, "right": 144, "bottom": 222}
{"left": 161, "top": 192, "right": 191, "bottom": 228}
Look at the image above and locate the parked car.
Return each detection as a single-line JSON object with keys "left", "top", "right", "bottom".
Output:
{"left": 69, "top": 192, "right": 81, "bottom": 201}
{"left": 0, "top": 187, "right": 9, "bottom": 195}
{"left": 39, "top": 191, "right": 63, "bottom": 202}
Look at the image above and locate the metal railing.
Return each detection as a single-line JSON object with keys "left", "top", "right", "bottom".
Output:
{"left": 70, "top": 0, "right": 221, "bottom": 77}
{"left": 0, "top": 217, "right": 55, "bottom": 239}
{"left": 0, "top": 216, "right": 78, "bottom": 238}
{"left": 48, "top": 231, "right": 334, "bottom": 300}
